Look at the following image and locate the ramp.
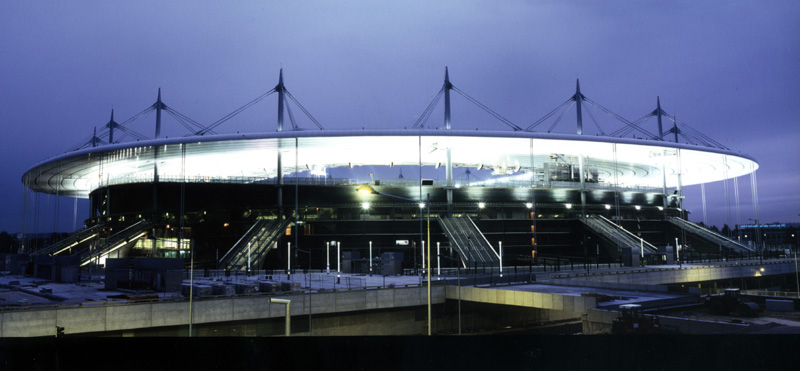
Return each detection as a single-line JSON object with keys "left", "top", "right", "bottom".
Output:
{"left": 581, "top": 216, "right": 659, "bottom": 254}
{"left": 219, "top": 218, "right": 290, "bottom": 271}
{"left": 437, "top": 216, "right": 499, "bottom": 268}
{"left": 668, "top": 217, "right": 754, "bottom": 253}
{"left": 32, "top": 224, "right": 104, "bottom": 256}
{"left": 80, "top": 221, "right": 152, "bottom": 266}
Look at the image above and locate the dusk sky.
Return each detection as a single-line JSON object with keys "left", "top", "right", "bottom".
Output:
{"left": 1, "top": 1, "right": 798, "bottom": 234}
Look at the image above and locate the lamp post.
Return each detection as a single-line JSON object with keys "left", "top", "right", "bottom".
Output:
{"left": 326, "top": 241, "right": 330, "bottom": 274}
{"left": 499, "top": 241, "right": 503, "bottom": 278}
{"left": 369, "top": 241, "right": 373, "bottom": 277}
{"left": 337, "top": 241, "right": 341, "bottom": 284}
{"left": 437, "top": 242, "right": 441, "bottom": 280}
{"left": 357, "top": 184, "right": 432, "bottom": 336}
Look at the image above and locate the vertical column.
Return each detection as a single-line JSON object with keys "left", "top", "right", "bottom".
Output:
{"left": 446, "top": 148, "right": 453, "bottom": 216}
{"left": 656, "top": 97, "right": 664, "bottom": 140}
{"left": 444, "top": 68, "right": 454, "bottom": 216}
{"left": 108, "top": 110, "right": 115, "bottom": 144}
{"left": 575, "top": 80, "right": 583, "bottom": 135}
{"left": 155, "top": 88, "right": 162, "bottom": 139}
{"left": 276, "top": 70, "right": 285, "bottom": 220}
{"left": 661, "top": 163, "right": 669, "bottom": 217}
{"left": 153, "top": 89, "right": 162, "bottom": 228}
{"left": 444, "top": 67, "right": 452, "bottom": 130}
{"left": 576, "top": 80, "right": 586, "bottom": 215}
{"left": 579, "top": 155, "right": 586, "bottom": 216}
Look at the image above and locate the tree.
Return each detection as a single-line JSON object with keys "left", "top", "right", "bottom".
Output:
{"left": 721, "top": 224, "right": 731, "bottom": 237}
{"left": 0, "top": 231, "right": 18, "bottom": 254}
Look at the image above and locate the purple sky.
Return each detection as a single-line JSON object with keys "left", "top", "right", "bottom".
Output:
{"left": 1, "top": 1, "right": 799, "bottom": 233}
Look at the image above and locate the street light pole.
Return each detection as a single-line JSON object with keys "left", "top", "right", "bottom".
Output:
{"left": 437, "top": 242, "right": 441, "bottom": 279}
{"left": 369, "top": 241, "right": 373, "bottom": 277}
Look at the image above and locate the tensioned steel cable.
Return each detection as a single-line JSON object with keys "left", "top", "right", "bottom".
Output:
{"left": 412, "top": 86, "right": 445, "bottom": 129}
{"left": 285, "top": 89, "right": 325, "bottom": 130}
{"left": 451, "top": 86, "right": 522, "bottom": 131}
{"left": 526, "top": 98, "right": 573, "bottom": 131}
{"left": 197, "top": 89, "right": 277, "bottom": 135}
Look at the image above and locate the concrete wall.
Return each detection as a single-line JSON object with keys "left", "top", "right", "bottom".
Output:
{"left": 553, "top": 261, "right": 798, "bottom": 286}
{"left": 0, "top": 286, "right": 445, "bottom": 337}
{"left": 447, "top": 286, "right": 596, "bottom": 313}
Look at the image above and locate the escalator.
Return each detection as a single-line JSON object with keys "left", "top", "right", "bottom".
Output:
{"left": 437, "top": 216, "right": 499, "bottom": 268}
{"left": 668, "top": 217, "right": 754, "bottom": 254}
{"left": 219, "top": 218, "right": 291, "bottom": 271}
{"left": 581, "top": 215, "right": 659, "bottom": 255}
{"left": 80, "top": 221, "right": 152, "bottom": 266}
{"left": 32, "top": 224, "right": 104, "bottom": 256}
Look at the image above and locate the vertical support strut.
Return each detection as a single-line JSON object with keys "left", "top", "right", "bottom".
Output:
{"left": 656, "top": 97, "right": 663, "bottom": 140}
{"left": 444, "top": 67, "right": 454, "bottom": 216}
{"left": 575, "top": 79, "right": 583, "bottom": 135}
{"left": 661, "top": 163, "right": 669, "bottom": 217}
{"left": 701, "top": 183, "right": 708, "bottom": 225}
{"left": 153, "top": 89, "right": 162, "bottom": 244}
{"left": 446, "top": 148, "right": 453, "bottom": 217}
{"left": 734, "top": 177, "right": 742, "bottom": 242}
{"left": 276, "top": 70, "right": 285, "bottom": 220}
{"left": 723, "top": 156, "right": 732, "bottom": 237}
{"left": 155, "top": 88, "right": 162, "bottom": 139}
{"left": 108, "top": 110, "right": 115, "bottom": 144}
{"left": 579, "top": 155, "right": 586, "bottom": 216}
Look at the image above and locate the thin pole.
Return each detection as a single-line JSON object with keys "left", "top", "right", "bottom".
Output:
{"left": 326, "top": 242, "right": 330, "bottom": 273}
{"left": 499, "top": 241, "right": 503, "bottom": 277}
{"left": 794, "top": 242, "right": 799, "bottom": 297}
{"left": 369, "top": 241, "right": 373, "bottom": 276}
{"left": 437, "top": 242, "right": 441, "bottom": 279}
{"left": 188, "top": 240, "right": 194, "bottom": 337}
{"left": 337, "top": 242, "right": 341, "bottom": 274}
{"left": 422, "top": 241, "right": 425, "bottom": 271}
{"left": 426, "top": 193, "right": 431, "bottom": 336}
{"left": 287, "top": 242, "right": 291, "bottom": 280}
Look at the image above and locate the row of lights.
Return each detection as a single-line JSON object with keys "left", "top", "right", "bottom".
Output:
{"left": 361, "top": 201, "right": 660, "bottom": 210}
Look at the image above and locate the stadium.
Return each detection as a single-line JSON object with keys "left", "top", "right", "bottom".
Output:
{"left": 20, "top": 71, "right": 760, "bottom": 274}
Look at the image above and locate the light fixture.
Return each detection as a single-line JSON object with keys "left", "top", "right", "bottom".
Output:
{"left": 605, "top": 204, "right": 611, "bottom": 210}
{"left": 362, "top": 202, "right": 370, "bottom": 210}
{"left": 635, "top": 205, "right": 641, "bottom": 210}
{"left": 565, "top": 203, "right": 572, "bottom": 209}
{"left": 657, "top": 206, "right": 664, "bottom": 211}
{"left": 478, "top": 202, "right": 486, "bottom": 209}
{"left": 357, "top": 185, "right": 377, "bottom": 195}
{"left": 418, "top": 203, "right": 426, "bottom": 209}
{"left": 525, "top": 203, "right": 533, "bottom": 209}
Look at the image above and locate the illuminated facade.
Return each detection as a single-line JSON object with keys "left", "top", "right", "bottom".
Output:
{"left": 21, "top": 128, "right": 758, "bottom": 269}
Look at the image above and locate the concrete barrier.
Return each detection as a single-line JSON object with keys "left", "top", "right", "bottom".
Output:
{"left": 0, "top": 285, "right": 444, "bottom": 337}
